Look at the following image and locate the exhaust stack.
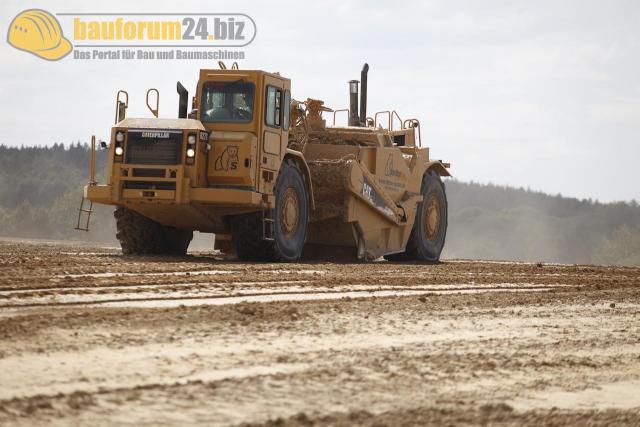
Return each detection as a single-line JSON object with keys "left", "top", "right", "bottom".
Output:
{"left": 177, "top": 82, "right": 188, "bottom": 119}
{"left": 348, "top": 79, "right": 360, "bottom": 126}
{"left": 359, "top": 63, "right": 369, "bottom": 126}
{"left": 347, "top": 63, "right": 369, "bottom": 127}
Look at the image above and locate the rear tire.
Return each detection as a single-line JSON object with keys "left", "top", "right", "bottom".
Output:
{"left": 232, "top": 159, "right": 309, "bottom": 262}
{"left": 114, "top": 207, "right": 193, "bottom": 255}
{"left": 385, "top": 170, "right": 448, "bottom": 262}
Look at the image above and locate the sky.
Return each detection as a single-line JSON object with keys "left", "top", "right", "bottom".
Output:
{"left": 1, "top": 0, "right": 639, "bottom": 202}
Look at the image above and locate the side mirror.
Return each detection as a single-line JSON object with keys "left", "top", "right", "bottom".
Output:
{"left": 99, "top": 140, "right": 108, "bottom": 149}
{"left": 115, "top": 90, "right": 128, "bottom": 124}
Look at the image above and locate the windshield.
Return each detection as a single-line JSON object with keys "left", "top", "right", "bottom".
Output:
{"left": 200, "top": 81, "right": 255, "bottom": 123}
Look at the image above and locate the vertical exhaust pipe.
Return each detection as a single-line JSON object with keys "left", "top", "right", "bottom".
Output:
{"left": 177, "top": 82, "right": 188, "bottom": 119}
{"left": 359, "top": 63, "right": 369, "bottom": 126}
{"left": 348, "top": 79, "right": 360, "bottom": 126}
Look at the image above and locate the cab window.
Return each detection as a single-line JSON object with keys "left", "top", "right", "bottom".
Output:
{"left": 265, "top": 86, "right": 282, "bottom": 127}
{"left": 283, "top": 90, "right": 291, "bottom": 130}
{"left": 200, "top": 81, "right": 254, "bottom": 123}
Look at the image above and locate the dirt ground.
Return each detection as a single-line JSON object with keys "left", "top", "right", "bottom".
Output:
{"left": 0, "top": 239, "right": 639, "bottom": 426}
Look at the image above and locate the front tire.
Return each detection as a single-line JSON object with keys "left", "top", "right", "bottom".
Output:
{"left": 232, "top": 159, "right": 309, "bottom": 262}
{"left": 386, "top": 170, "right": 448, "bottom": 262}
{"left": 114, "top": 207, "right": 193, "bottom": 255}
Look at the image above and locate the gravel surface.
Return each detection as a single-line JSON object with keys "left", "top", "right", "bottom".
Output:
{"left": 0, "top": 239, "right": 639, "bottom": 426}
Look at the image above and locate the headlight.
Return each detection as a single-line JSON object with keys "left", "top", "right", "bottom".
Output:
{"left": 186, "top": 148, "right": 195, "bottom": 158}
{"left": 115, "top": 146, "right": 124, "bottom": 156}
{"left": 187, "top": 134, "right": 196, "bottom": 144}
{"left": 115, "top": 131, "right": 125, "bottom": 143}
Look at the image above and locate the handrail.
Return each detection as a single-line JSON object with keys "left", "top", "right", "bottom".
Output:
{"left": 374, "top": 110, "right": 404, "bottom": 131}
{"left": 374, "top": 111, "right": 390, "bottom": 129}
{"left": 332, "top": 109, "right": 349, "bottom": 126}
{"left": 403, "top": 119, "right": 422, "bottom": 147}
{"left": 146, "top": 88, "right": 159, "bottom": 118}
{"left": 391, "top": 110, "right": 403, "bottom": 131}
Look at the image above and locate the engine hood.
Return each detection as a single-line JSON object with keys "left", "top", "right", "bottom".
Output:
{"left": 115, "top": 117, "right": 205, "bottom": 131}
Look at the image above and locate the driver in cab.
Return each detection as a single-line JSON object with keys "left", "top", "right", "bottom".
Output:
{"left": 204, "top": 90, "right": 253, "bottom": 122}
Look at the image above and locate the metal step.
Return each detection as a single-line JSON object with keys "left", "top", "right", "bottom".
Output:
{"left": 75, "top": 196, "right": 94, "bottom": 232}
{"left": 262, "top": 209, "right": 275, "bottom": 241}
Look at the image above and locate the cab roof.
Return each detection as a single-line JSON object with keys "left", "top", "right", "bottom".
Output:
{"left": 198, "top": 68, "right": 288, "bottom": 81}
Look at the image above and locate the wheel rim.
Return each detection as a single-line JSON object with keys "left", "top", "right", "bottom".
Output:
{"left": 425, "top": 194, "right": 440, "bottom": 240}
{"left": 280, "top": 187, "right": 300, "bottom": 238}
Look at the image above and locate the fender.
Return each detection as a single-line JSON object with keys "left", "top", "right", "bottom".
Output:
{"left": 284, "top": 148, "right": 316, "bottom": 210}
{"left": 424, "top": 160, "right": 451, "bottom": 177}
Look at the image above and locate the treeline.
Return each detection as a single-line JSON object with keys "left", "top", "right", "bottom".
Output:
{"left": 0, "top": 143, "right": 116, "bottom": 242}
{"left": 443, "top": 181, "right": 640, "bottom": 266}
{"left": 0, "top": 144, "right": 638, "bottom": 266}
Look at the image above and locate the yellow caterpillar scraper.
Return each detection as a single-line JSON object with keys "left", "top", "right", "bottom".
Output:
{"left": 82, "top": 63, "right": 450, "bottom": 261}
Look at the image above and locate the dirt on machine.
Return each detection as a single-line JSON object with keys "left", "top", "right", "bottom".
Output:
{"left": 78, "top": 62, "right": 451, "bottom": 262}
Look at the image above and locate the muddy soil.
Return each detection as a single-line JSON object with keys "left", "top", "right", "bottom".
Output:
{"left": 307, "top": 157, "right": 352, "bottom": 221}
{"left": 0, "top": 239, "right": 639, "bottom": 426}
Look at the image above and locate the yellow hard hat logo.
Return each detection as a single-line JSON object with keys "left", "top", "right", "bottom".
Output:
{"left": 7, "top": 9, "right": 72, "bottom": 61}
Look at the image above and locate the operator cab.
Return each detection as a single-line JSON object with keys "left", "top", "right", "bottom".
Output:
{"left": 190, "top": 68, "right": 292, "bottom": 194}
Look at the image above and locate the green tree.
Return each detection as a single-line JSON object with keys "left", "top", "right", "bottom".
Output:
{"left": 594, "top": 224, "right": 640, "bottom": 266}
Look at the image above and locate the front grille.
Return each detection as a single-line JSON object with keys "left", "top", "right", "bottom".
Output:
{"left": 124, "top": 181, "right": 176, "bottom": 190}
{"left": 132, "top": 168, "right": 165, "bottom": 178}
{"left": 125, "top": 129, "right": 182, "bottom": 165}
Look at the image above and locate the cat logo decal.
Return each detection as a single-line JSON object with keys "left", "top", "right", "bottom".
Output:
{"left": 214, "top": 145, "right": 239, "bottom": 171}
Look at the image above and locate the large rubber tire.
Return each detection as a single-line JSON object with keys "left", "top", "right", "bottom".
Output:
{"left": 231, "top": 159, "right": 309, "bottom": 262}
{"left": 386, "top": 170, "right": 448, "bottom": 262}
{"left": 114, "top": 207, "right": 193, "bottom": 255}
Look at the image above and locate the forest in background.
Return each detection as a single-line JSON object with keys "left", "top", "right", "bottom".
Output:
{"left": 1, "top": 144, "right": 638, "bottom": 266}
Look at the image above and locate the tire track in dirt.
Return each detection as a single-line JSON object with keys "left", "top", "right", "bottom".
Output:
{"left": 0, "top": 282, "right": 567, "bottom": 297}
{"left": 0, "top": 284, "right": 568, "bottom": 311}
